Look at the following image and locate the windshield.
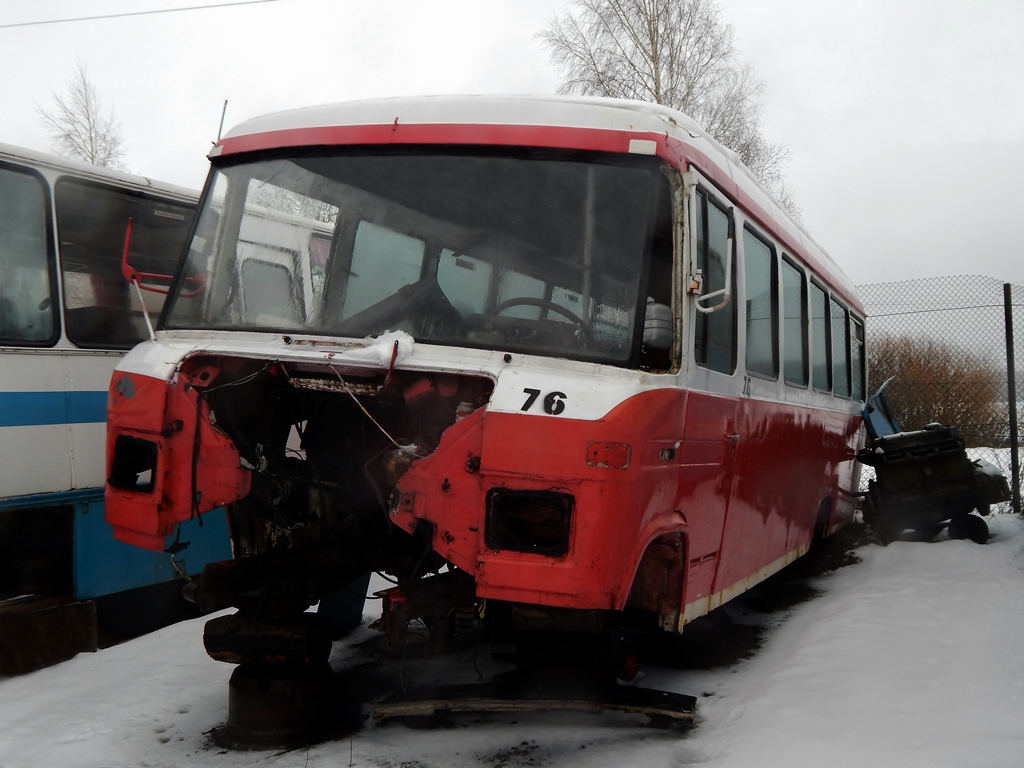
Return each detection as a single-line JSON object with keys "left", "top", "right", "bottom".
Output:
{"left": 164, "top": 148, "right": 670, "bottom": 366}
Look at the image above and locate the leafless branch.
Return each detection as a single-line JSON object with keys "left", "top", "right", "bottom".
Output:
{"left": 539, "top": 0, "right": 798, "bottom": 217}
{"left": 35, "top": 58, "right": 127, "bottom": 170}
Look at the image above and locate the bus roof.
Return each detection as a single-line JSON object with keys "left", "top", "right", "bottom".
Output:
{"left": 0, "top": 141, "right": 197, "bottom": 202}
{"left": 213, "top": 95, "right": 861, "bottom": 313}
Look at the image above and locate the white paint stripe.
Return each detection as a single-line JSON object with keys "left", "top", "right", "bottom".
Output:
{"left": 679, "top": 543, "right": 811, "bottom": 631}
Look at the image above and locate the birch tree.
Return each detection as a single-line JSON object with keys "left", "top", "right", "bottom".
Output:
{"left": 540, "top": 0, "right": 799, "bottom": 217}
{"left": 36, "top": 59, "right": 127, "bottom": 170}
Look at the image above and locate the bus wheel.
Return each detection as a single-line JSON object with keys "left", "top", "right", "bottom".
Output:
{"left": 948, "top": 514, "right": 989, "bottom": 544}
{"left": 811, "top": 498, "right": 831, "bottom": 547}
{"left": 876, "top": 518, "right": 903, "bottom": 546}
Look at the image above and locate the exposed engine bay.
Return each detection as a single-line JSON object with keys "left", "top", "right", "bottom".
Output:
{"left": 170, "top": 350, "right": 493, "bottom": 662}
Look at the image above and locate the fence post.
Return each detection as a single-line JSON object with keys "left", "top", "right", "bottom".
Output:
{"left": 1004, "top": 283, "right": 1021, "bottom": 515}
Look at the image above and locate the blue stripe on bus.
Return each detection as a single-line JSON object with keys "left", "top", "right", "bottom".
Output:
{"left": 0, "top": 391, "right": 108, "bottom": 427}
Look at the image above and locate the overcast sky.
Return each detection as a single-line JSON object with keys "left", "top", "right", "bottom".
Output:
{"left": 2, "top": 0, "right": 1022, "bottom": 288}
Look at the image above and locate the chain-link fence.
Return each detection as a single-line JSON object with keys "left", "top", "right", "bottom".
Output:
{"left": 856, "top": 275, "right": 1022, "bottom": 512}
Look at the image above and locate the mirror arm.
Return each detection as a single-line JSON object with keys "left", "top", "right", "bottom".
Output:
{"left": 694, "top": 209, "right": 734, "bottom": 315}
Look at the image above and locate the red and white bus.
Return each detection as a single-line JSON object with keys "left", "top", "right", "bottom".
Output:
{"left": 104, "top": 95, "right": 865, "bottom": 681}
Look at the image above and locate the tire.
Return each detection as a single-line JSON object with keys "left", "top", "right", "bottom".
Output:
{"left": 811, "top": 499, "right": 831, "bottom": 548}
{"left": 877, "top": 518, "right": 901, "bottom": 546}
{"left": 947, "top": 514, "right": 989, "bottom": 544}
{"left": 861, "top": 487, "right": 878, "bottom": 527}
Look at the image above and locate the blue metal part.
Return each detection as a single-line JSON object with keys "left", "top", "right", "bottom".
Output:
{"left": 73, "top": 498, "right": 232, "bottom": 599}
{"left": 317, "top": 572, "right": 372, "bottom": 639}
{"left": 862, "top": 375, "right": 901, "bottom": 440}
{"left": 3, "top": 489, "right": 232, "bottom": 600}
{"left": 0, "top": 390, "right": 107, "bottom": 427}
{"left": 0, "top": 487, "right": 101, "bottom": 511}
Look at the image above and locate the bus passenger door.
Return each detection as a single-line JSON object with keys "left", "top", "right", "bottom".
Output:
{"left": 674, "top": 388, "right": 739, "bottom": 620}
{"left": 676, "top": 177, "right": 741, "bottom": 620}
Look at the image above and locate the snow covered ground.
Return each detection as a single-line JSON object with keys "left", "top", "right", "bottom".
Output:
{"left": 1, "top": 515, "right": 1023, "bottom": 768}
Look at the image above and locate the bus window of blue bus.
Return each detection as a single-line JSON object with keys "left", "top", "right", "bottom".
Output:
{"left": 55, "top": 177, "right": 195, "bottom": 348}
{"left": 0, "top": 165, "right": 56, "bottom": 344}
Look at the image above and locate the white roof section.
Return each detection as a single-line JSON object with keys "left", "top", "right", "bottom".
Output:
{"left": 220, "top": 95, "right": 857, "bottom": 307}
{"left": 0, "top": 141, "right": 198, "bottom": 201}
{"left": 224, "top": 94, "right": 703, "bottom": 138}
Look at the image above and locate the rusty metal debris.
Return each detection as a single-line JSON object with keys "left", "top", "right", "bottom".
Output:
{"left": 372, "top": 679, "right": 696, "bottom": 725}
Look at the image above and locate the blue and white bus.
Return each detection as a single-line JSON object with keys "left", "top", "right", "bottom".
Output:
{"left": 0, "top": 144, "right": 230, "bottom": 674}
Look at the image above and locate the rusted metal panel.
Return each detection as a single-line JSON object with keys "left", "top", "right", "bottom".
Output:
{"left": 586, "top": 442, "right": 631, "bottom": 469}
{"left": 372, "top": 681, "right": 696, "bottom": 724}
{"left": 0, "top": 597, "right": 96, "bottom": 675}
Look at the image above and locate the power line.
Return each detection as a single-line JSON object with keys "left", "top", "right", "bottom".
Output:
{"left": 0, "top": 0, "right": 291, "bottom": 30}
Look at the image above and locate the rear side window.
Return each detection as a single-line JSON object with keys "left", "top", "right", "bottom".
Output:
{"left": 810, "top": 280, "right": 831, "bottom": 392}
{"left": 743, "top": 227, "right": 778, "bottom": 379}
{"left": 851, "top": 317, "right": 865, "bottom": 401}
{"left": 781, "top": 257, "right": 808, "bottom": 387}
{"left": 831, "top": 297, "right": 851, "bottom": 398}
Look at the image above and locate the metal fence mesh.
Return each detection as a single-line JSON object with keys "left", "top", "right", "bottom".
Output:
{"left": 856, "top": 275, "right": 1022, "bottom": 510}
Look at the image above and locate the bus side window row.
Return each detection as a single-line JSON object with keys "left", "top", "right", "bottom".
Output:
{"left": 693, "top": 186, "right": 865, "bottom": 401}
{"left": 0, "top": 164, "right": 195, "bottom": 350}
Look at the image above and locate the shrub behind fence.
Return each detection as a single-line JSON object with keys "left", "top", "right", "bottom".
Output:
{"left": 857, "top": 275, "right": 1022, "bottom": 512}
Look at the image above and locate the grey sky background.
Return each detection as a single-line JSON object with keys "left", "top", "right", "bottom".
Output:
{"left": 1, "top": 0, "right": 1022, "bottom": 288}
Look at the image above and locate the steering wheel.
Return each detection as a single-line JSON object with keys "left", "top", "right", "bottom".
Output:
{"left": 491, "top": 297, "right": 588, "bottom": 328}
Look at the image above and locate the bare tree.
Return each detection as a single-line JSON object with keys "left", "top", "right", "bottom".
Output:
{"left": 539, "top": 0, "right": 799, "bottom": 219}
{"left": 36, "top": 59, "right": 127, "bottom": 170}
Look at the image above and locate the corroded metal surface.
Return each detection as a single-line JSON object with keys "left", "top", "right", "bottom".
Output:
{"left": 0, "top": 597, "right": 96, "bottom": 675}
{"left": 372, "top": 680, "right": 696, "bottom": 724}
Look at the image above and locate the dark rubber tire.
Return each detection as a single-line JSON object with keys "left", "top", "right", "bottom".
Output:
{"left": 948, "top": 514, "right": 989, "bottom": 544}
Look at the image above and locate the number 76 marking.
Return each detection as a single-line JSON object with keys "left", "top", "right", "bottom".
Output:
{"left": 521, "top": 388, "right": 567, "bottom": 415}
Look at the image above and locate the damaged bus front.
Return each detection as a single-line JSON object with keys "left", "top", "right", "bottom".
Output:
{"left": 104, "top": 137, "right": 678, "bottom": 668}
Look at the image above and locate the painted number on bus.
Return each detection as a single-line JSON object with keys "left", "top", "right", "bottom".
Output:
{"left": 521, "top": 388, "right": 567, "bottom": 415}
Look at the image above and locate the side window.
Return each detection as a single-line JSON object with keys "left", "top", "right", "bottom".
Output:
{"left": 340, "top": 221, "right": 425, "bottom": 320}
{"left": 831, "top": 297, "right": 851, "bottom": 398}
{"left": 0, "top": 165, "right": 56, "bottom": 345}
{"left": 693, "top": 189, "right": 737, "bottom": 374}
{"left": 851, "top": 317, "right": 865, "bottom": 401}
{"left": 239, "top": 258, "right": 301, "bottom": 325}
{"left": 781, "top": 256, "right": 808, "bottom": 387}
{"left": 242, "top": 178, "right": 337, "bottom": 326}
{"left": 55, "top": 178, "right": 194, "bottom": 348}
{"left": 810, "top": 280, "right": 831, "bottom": 392}
{"left": 495, "top": 270, "right": 546, "bottom": 319}
{"left": 743, "top": 227, "right": 778, "bottom": 379}
{"left": 437, "top": 249, "right": 492, "bottom": 316}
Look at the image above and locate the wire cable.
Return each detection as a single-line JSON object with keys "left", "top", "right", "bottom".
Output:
{"left": 0, "top": 0, "right": 292, "bottom": 30}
